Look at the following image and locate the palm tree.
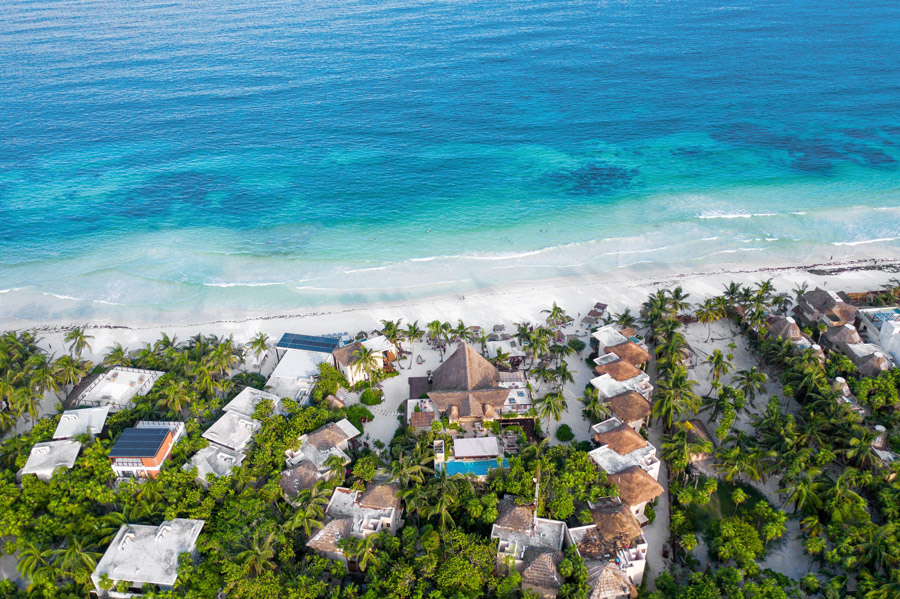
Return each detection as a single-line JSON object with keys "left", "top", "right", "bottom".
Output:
{"left": 286, "top": 502, "right": 324, "bottom": 538}
{"left": 158, "top": 380, "right": 192, "bottom": 416}
{"left": 476, "top": 330, "right": 490, "bottom": 355}
{"left": 662, "top": 421, "right": 713, "bottom": 473}
{"left": 380, "top": 319, "right": 403, "bottom": 351}
{"left": 859, "top": 523, "right": 898, "bottom": 572}
{"left": 581, "top": 386, "right": 609, "bottom": 423}
{"left": 236, "top": 530, "right": 277, "bottom": 577}
{"left": 792, "top": 282, "right": 809, "bottom": 302}
{"left": 389, "top": 455, "right": 433, "bottom": 488}
{"left": 102, "top": 343, "right": 130, "bottom": 368}
{"left": 426, "top": 478, "right": 459, "bottom": 529}
{"left": 722, "top": 281, "right": 743, "bottom": 306}
{"left": 324, "top": 453, "right": 348, "bottom": 482}
{"left": 346, "top": 533, "right": 382, "bottom": 572}
{"left": 64, "top": 327, "right": 93, "bottom": 358}
{"left": 552, "top": 361, "right": 574, "bottom": 390}
{"left": 16, "top": 541, "right": 58, "bottom": 590}
{"left": 542, "top": 302, "right": 568, "bottom": 328}
{"left": 695, "top": 299, "right": 726, "bottom": 341}
{"left": 491, "top": 348, "right": 511, "bottom": 370}
{"left": 732, "top": 367, "right": 768, "bottom": 404}
{"left": 843, "top": 427, "right": 880, "bottom": 469}
{"left": 667, "top": 286, "right": 691, "bottom": 315}
{"left": 53, "top": 538, "right": 101, "bottom": 585}
{"left": 536, "top": 390, "right": 568, "bottom": 432}
{"left": 352, "top": 345, "right": 380, "bottom": 385}
{"left": 53, "top": 355, "right": 88, "bottom": 389}
{"left": 704, "top": 349, "right": 732, "bottom": 394}
{"left": 426, "top": 320, "right": 443, "bottom": 343}
{"left": 248, "top": 332, "right": 270, "bottom": 365}
{"left": 612, "top": 309, "right": 637, "bottom": 328}
{"left": 405, "top": 320, "right": 424, "bottom": 344}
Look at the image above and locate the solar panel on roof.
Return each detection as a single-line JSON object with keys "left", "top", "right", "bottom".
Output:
{"left": 109, "top": 427, "right": 170, "bottom": 458}
{"left": 275, "top": 333, "right": 340, "bottom": 353}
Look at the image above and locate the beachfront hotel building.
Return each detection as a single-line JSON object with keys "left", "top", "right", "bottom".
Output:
{"left": 91, "top": 519, "right": 203, "bottom": 597}
{"left": 589, "top": 326, "right": 653, "bottom": 405}
{"left": 108, "top": 421, "right": 185, "bottom": 480}
{"left": 331, "top": 335, "right": 397, "bottom": 386}
{"left": 280, "top": 418, "right": 360, "bottom": 504}
{"left": 490, "top": 496, "right": 568, "bottom": 599}
{"left": 75, "top": 367, "right": 163, "bottom": 412}
{"left": 20, "top": 440, "right": 81, "bottom": 481}
{"left": 267, "top": 333, "right": 341, "bottom": 404}
{"left": 53, "top": 406, "right": 110, "bottom": 439}
{"left": 406, "top": 343, "right": 532, "bottom": 427}
{"left": 306, "top": 484, "right": 403, "bottom": 568}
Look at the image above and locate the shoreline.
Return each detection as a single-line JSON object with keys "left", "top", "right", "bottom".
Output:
{"left": 6, "top": 256, "right": 899, "bottom": 363}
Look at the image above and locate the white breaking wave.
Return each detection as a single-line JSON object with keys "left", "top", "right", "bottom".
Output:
{"left": 202, "top": 281, "right": 293, "bottom": 287}
{"left": 698, "top": 211, "right": 778, "bottom": 219}
{"left": 343, "top": 266, "right": 388, "bottom": 274}
{"left": 41, "top": 292, "right": 123, "bottom": 305}
{"left": 832, "top": 236, "right": 900, "bottom": 247}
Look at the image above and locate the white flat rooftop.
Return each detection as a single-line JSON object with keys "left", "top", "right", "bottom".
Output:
{"left": 91, "top": 519, "right": 203, "bottom": 590}
{"left": 186, "top": 445, "right": 245, "bottom": 481}
{"left": 486, "top": 339, "right": 526, "bottom": 358}
{"left": 453, "top": 436, "right": 501, "bottom": 459}
{"left": 270, "top": 348, "right": 330, "bottom": 381}
{"left": 589, "top": 444, "right": 658, "bottom": 476}
{"left": 22, "top": 440, "right": 81, "bottom": 480}
{"left": 592, "top": 325, "right": 629, "bottom": 348}
{"left": 76, "top": 367, "right": 163, "bottom": 412}
{"left": 202, "top": 412, "right": 260, "bottom": 452}
{"left": 53, "top": 406, "right": 110, "bottom": 439}
{"left": 362, "top": 335, "right": 395, "bottom": 354}
{"left": 590, "top": 373, "right": 652, "bottom": 400}
{"left": 224, "top": 386, "right": 283, "bottom": 417}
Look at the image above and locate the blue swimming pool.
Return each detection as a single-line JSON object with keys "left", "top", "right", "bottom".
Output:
{"left": 442, "top": 459, "right": 508, "bottom": 476}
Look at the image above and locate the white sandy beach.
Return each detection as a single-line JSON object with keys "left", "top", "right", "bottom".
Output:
{"left": 10, "top": 257, "right": 899, "bottom": 365}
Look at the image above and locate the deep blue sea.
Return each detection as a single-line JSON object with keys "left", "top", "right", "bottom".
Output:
{"left": 1, "top": 0, "right": 899, "bottom": 323}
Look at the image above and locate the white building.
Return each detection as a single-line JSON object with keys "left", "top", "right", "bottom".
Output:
{"left": 91, "top": 519, "right": 204, "bottom": 597}
{"left": 223, "top": 386, "right": 284, "bottom": 417}
{"left": 280, "top": 419, "right": 360, "bottom": 502}
{"left": 331, "top": 335, "right": 397, "bottom": 387}
{"left": 589, "top": 417, "right": 660, "bottom": 481}
{"left": 185, "top": 444, "right": 246, "bottom": 482}
{"left": 491, "top": 496, "right": 567, "bottom": 599}
{"left": 201, "top": 412, "right": 260, "bottom": 453}
{"left": 75, "top": 367, "right": 163, "bottom": 412}
{"left": 307, "top": 484, "right": 403, "bottom": 565}
{"left": 109, "top": 421, "right": 185, "bottom": 480}
{"left": 21, "top": 440, "right": 81, "bottom": 481}
{"left": 267, "top": 333, "right": 341, "bottom": 404}
{"left": 569, "top": 499, "right": 648, "bottom": 592}
{"left": 53, "top": 406, "right": 110, "bottom": 439}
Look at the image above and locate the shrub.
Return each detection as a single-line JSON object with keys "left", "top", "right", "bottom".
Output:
{"left": 568, "top": 339, "right": 586, "bottom": 352}
{"left": 644, "top": 503, "right": 656, "bottom": 525}
{"left": 360, "top": 388, "right": 383, "bottom": 406}
{"left": 556, "top": 424, "right": 574, "bottom": 442}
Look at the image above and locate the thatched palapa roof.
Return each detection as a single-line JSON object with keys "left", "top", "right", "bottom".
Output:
{"left": 767, "top": 317, "right": 802, "bottom": 342}
{"left": 608, "top": 392, "right": 651, "bottom": 424}
{"left": 592, "top": 424, "right": 648, "bottom": 456}
{"left": 607, "top": 466, "right": 663, "bottom": 505}
{"left": 594, "top": 359, "right": 642, "bottom": 382}
{"left": 306, "top": 518, "right": 352, "bottom": 553}
{"left": 495, "top": 497, "right": 535, "bottom": 530}
{"left": 432, "top": 343, "right": 500, "bottom": 391}
{"left": 332, "top": 342, "right": 363, "bottom": 367}
{"left": 604, "top": 342, "right": 651, "bottom": 367}
{"left": 587, "top": 563, "right": 638, "bottom": 599}
{"left": 522, "top": 551, "right": 562, "bottom": 590}
{"left": 306, "top": 423, "right": 353, "bottom": 451}
{"left": 360, "top": 483, "right": 401, "bottom": 511}
{"left": 279, "top": 461, "right": 320, "bottom": 499}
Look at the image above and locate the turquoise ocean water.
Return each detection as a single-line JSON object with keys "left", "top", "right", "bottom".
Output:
{"left": 1, "top": 0, "right": 899, "bottom": 323}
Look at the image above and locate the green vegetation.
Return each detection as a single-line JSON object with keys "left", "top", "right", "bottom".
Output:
{"left": 556, "top": 423, "right": 574, "bottom": 442}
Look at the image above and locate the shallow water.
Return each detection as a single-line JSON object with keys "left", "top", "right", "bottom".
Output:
{"left": 1, "top": 0, "right": 898, "bottom": 323}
